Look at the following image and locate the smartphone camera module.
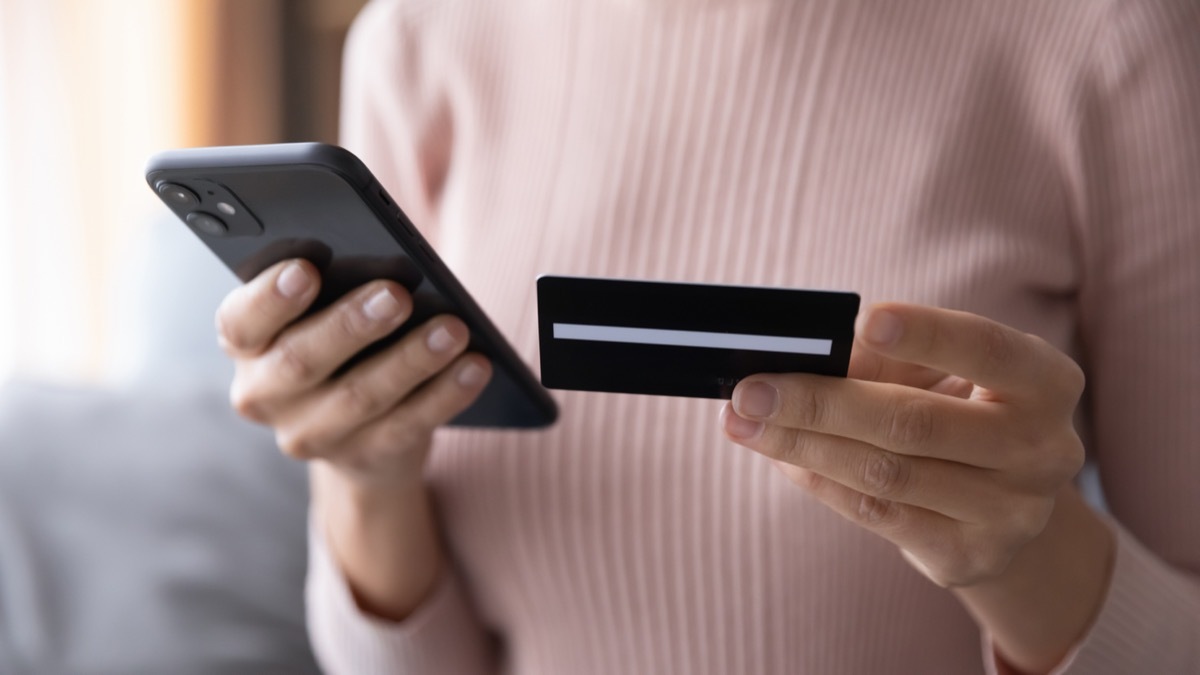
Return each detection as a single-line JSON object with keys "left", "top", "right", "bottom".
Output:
{"left": 156, "top": 182, "right": 199, "bottom": 207}
{"left": 186, "top": 211, "right": 228, "bottom": 236}
{"left": 152, "top": 179, "right": 263, "bottom": 238}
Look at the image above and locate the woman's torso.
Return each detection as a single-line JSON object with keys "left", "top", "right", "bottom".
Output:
{"left": 367, "top": 1, "right": 1108, "bottom": 672}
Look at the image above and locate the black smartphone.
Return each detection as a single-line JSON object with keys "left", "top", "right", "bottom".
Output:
{"left": 145, "top": 142, "right": 557, "bottom": 429}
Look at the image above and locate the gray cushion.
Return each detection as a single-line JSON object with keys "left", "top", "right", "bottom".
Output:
{"left": 0, "top": 377, "right": 318, "bottom": 674}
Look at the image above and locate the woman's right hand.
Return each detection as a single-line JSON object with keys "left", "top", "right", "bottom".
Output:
{"left": 217, "top": 258, "right": 489, "bottom": 619}
{"left": 215, "top": 258, "right": 493, "bottom": 489}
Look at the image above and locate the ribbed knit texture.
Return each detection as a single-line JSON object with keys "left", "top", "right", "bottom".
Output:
{"left": 308, "top": 0, "right": 1200, "bottom": 673}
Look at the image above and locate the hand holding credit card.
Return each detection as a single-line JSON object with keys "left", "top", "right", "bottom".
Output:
{"left": 537, "top": 276, "right": 860, "bottom": 399}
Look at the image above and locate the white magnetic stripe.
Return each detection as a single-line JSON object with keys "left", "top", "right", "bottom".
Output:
{"left": 552, "top": 323, "right": 832, "bottom": 355}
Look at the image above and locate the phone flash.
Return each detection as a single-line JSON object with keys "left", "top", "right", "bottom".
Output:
{"left": 216, "top": 202, "right": 236, "bottom": 215}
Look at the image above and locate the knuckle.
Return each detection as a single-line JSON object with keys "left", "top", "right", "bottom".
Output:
{"left": 381, "top": 413, "right": 433, "bottom": 452}
{"left": 1061, "top": 358, "right": 1087, "bottom": 402}
{"left": 791, "top": 387, "right": 828, "bottom": 430}
{"left": 335, "top": 302, "right": 367, "bottom": 340}
{"left": 215, "top": 304, "right": 250, "bottom": 353}
{"left": 1027, "top": 430, "right": 1085, "bottom": 488}
{"left": 917, "top": 537, "right": 969, "bottom": 588}
{"left": 1005, "top": 501, "right": 1052, "bottom": 544}
{"left": 1053, "top": 432, "right": 1086, "bottom": 478}
{"left": 334, "top": 377, "right": 382, "bottom": 419}
{"left": 855, "top": 493, "right": 899, "bottom": 527}
{"left": 921, "top": 528, "right": 1016, "bottom": 588}
{"left": 934, "top": 564, "right": 976, "bottom": 588}
{"left": 982, "top": 322, "right": 1017, "bottom": 368}
{"left": 921, "top": 565, "right": 957, "bottom": 589}
{"left": 1068, "top": 360, "right": 1086, "bottom": 395}
{"left": 963, "top": 540, "right": 1016, "bottom": 585}
{"left": 937, "top": 531, "right": 1018, "bottom": 587}
{"left": 884, "top": 398, "right": 935, "bottom": 451}
{"left": 777, "top": 430, "right": 816, "bottom": 466}
{"left": 272, "top": 339, "right": 314, "bottom": 384}
{"left": 788, "top": 466, "right": 824, "bottom": 491}
{"left": 401, "top": 333, "right": 447, "bottom": 378}
{"left": 941, "top": 538, "right": 973, "bottom": 586}
{"left": 229, "top": 380, "right": 266, "bottom": 423}
{"left": 275, "top": 428, "right": 316, "bottom": 461}
{"left": 935, "top": 559, "right": 981, "bottom": 589}
{"left": 860, "top": 450, "right": 909, "bottom": 498}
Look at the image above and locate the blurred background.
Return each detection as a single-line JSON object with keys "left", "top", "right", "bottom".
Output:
{"left": 0, "top": 2, "right": 370, "bottom": 673}
{"left": 0, "top": 0, "right": 366, "bottom": 385}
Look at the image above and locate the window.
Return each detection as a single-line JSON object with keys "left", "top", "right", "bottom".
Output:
{"left": 0, "top": 1, "right": 187, "bottom": 382}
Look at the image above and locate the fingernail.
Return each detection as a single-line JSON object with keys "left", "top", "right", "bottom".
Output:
{"left": 426, "top": 325, "right": 458, "bottom": 353}
{"left": 276, "top": 264, "right": 311, "bottom": 298}
{"left": 864, "top": 309, "right": 903, "bottom": 346}
{"left": 457, "top": 361, "right": 488, "bottom": 388}
{"left": 734, "top": 382, "right": 778, "bottom": 419}
{"left": 724, "top": 408, "right": 764, "bottom": 440}
{"left": 363, "top": 288, "right": 402, "bottom": 321}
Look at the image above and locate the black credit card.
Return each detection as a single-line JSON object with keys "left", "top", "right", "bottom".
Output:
{"left": 537, "top": 276, "right": 860, "bottom": 399}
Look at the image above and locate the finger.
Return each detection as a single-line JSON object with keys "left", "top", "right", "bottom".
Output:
{"left": 722, "top": 403, "right": 1003, "bottom": 522}
{"left": 855, "top": 303, "right": 1085, "bottom": 404}
{"left": 234, "top": 281, "right": 413, "bottom": 405}
{"left": 731, "top": 374, "right": 1007, "bottom": 467}
{"left": 340, "top": 354, "right": 493, "bottom": 460}
{"left": 274, "top": 315, "right": 471, "bottom": 456}
{"left": 846, "top": 340, "right": 948, "bottom": 389}
{"left": 927, "top": 374, "right": 976, "bottom": 399}
{"left": 778, "top": 466, "right": 971, "bottom": 586}
{"left": 847, "top": 343, "right": 973, "bottom": 399}
{"left": 216, "top": 259, "right": 321, "bottom": 356}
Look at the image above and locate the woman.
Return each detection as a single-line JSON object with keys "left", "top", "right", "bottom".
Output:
{"left": 215, "top": 0, "right": 1200, "bottom": 672}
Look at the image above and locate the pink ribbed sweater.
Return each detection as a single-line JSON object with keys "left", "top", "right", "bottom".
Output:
{"left": 307, "top": 0, "right": 1200, "bottom": 673}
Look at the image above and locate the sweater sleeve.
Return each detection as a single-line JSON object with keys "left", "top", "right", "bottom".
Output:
{"left": 306, "top": 514, "right": 496, "bottom": 674}
{"left": 985, "top": 0, "right": 1200, "bottom": 672}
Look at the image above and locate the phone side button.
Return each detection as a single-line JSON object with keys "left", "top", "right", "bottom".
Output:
{"left": 392, "top": 210, "right": 417, "bottom": 237}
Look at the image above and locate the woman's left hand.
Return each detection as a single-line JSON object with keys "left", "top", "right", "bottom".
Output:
{"left": 721, "top": 302, "right": 1088, "bottom": 588}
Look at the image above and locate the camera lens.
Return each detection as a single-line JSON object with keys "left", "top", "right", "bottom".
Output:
{"left": 186, "top": 211, "right": 228, "bottom": 236}
{"left": 156, "top": 182, "right": 200, "bottom": 208}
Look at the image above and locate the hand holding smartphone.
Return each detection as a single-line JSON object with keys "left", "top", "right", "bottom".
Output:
{"left": 146, "top": 142, "right": 557, "bottom": 429}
